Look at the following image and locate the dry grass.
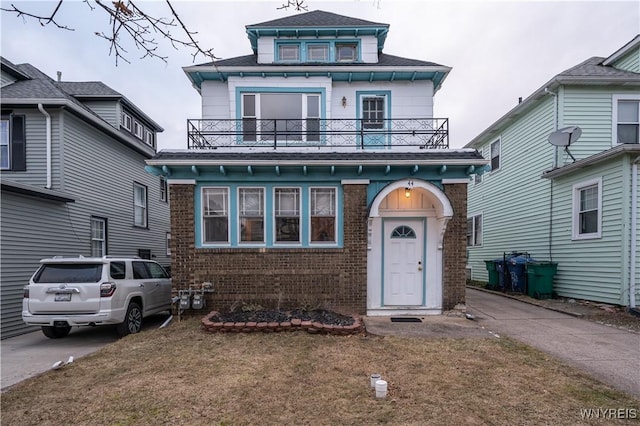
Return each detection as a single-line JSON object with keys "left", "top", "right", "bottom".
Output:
{"left": 2, "top": 318, "right": 638, "bottom": 425}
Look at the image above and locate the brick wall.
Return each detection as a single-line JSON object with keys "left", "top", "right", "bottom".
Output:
{"left": 170, "top": 181, "right": 468, "bottom": 315}
{"left": 442, "top": 183, "right": 468, "bottom": 310}
{"left": 169, "top": 183, "right": 368, "bottom": 315}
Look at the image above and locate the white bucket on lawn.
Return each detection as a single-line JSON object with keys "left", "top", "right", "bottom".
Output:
{"left": 375, "top": 380, "right": 387, "bottom": 398}
{"left": 370, "top": 374, "right": 381, "bottom": 388}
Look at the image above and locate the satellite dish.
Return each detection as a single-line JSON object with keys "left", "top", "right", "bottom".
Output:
{"left": 547, "top": 126, "right": 582, "bottom": 147}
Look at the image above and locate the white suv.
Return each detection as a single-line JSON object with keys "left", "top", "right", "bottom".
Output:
{"left": 22, "top": 256, "right": 172, "bottom": 338}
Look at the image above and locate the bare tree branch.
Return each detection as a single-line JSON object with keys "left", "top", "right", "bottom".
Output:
{"left": 277, "top": 0, "right": 308, "bottom": 11}
{"left": 1, "top": 0, "right": 73, "bottom": 30}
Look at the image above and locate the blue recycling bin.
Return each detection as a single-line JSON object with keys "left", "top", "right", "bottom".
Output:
{"left": 507, "top": 255, "right": 531, "bottom": 293}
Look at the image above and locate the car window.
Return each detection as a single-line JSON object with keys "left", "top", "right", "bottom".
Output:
{"left": 110, "top": 262, "right": 126, "bottom": 280}
{"left": 132, "top": 261, "right": 150, "bottom": 279}
{"left": 33, "top": 264, "right": 103, "bottom": 283}
{"left": 146, "top": 262, "right": 169, "bottom": 279}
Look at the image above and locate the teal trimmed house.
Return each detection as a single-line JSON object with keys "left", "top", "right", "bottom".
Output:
{"left": 466, "top": 35, "right": 640, "bottom": 308}
{"left": 146, "top": 11, "right": 486, "bottom": 316}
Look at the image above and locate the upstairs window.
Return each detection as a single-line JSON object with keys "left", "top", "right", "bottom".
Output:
{"left": 160, "top": 176, "right": 167, "bottom": 202}
{"left": 144, "top": 129, "right": 155, "bottom": 147}
{"left": 490, "top": 139, "right": 501, "bottom": 171}
{"left": 121, "top": 112, "right": 132, "bottom": 131}
{"left": 90, "top": 217, "right": 106, "bottom": 257}
{"left": 307, "top": 44, "right": 329, "bottom": 62}
{"left": 0, "top": 118, "right": 9, "bottom": 169}
{"left": 133, "top": 121, "right": 143, "bottom": 139}
{"left": 133, "top": 183, "right": 148, "bottom": 228}
{"left": 617, "top": 100, "right": 639, "bottom": 144}
{"left": 278, "top": 44, "right": 300, "bottom": 62}
{"left": 336, "top": 43, "right": 357, "bottom": 62}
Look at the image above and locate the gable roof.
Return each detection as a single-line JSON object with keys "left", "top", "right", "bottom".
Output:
{"left": 464, "top": 54, "right": 640, "bottom": 149}
{"left": 603, "top": 34, "right": 640, "bottom": 67}
{"left": 58, "top": 81, "right": 122, "bottom": 97}
{"left": 0, "top": 57, "right": 30, "bottom": 81}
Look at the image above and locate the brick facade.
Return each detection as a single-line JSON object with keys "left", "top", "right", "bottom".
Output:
{"left": 170, "top": 181, "right": 467, "bottom": 315}
{"left": 442, "top": 183, "right": 468, "bottom": 310}
{"left": 170, "top": 183, "right": 368, "bottom": 315}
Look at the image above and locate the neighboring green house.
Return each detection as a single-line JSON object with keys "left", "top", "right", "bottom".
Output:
{"left": 465, "top": 35, "right": 640, "bottom": 308}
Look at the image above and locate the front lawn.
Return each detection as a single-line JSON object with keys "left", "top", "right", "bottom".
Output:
{"left": 1, "top": 318, "right": 638, "bottom": 425}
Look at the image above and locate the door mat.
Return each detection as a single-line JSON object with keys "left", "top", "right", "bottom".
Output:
{"left": 390, "top": 317, "right": 422, "bottom": 323}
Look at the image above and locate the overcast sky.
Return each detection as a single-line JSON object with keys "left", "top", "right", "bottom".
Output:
{"left": 1, "top": 1, "right": 638, "bottom": 150}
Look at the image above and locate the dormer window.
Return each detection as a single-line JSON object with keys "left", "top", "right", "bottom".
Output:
{"left": 336, "top": 43, "right": 357, "bottom": 62}
{"left": 278, "top": 44, "right": 300, "bottom": 62}
{"left": 121, "top": 112, "right": 132, "bottom": 131}
{"left": 144, "top": 129, "right": 155, "bottom": 147}
{"left": 133, "top": 120, "right": 143, "bottom": 138}
{"left": 307, "top": 44, "right": 329, "bottom": 62}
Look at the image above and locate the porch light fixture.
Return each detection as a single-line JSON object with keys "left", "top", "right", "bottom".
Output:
{"left": 341, "top": 96, "right": 347, "bottom": 108}
{"left": 405, "top": 180, "right": 414, "bottom": 198}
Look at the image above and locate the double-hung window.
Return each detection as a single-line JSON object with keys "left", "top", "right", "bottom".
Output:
{"left": 0, "top": 118, "right": 9, "bottom": 169}
{"left": 133, "top": 121, "right": 143, "bottom": 139}
{"left": 572, "top": 178, "right": 602, "bottom": 239}
{"left": 239, "top": 188, "right": 264, "bottom": 243}
{"left": 121, "top": 112, "right": 132, "bottom": 131}
{"left": 616, "top": 100, "right": 639, "bottom": 144}
{"left": 490, "top": 139, "right": 501, "bottom": 171}
{"left": 160, "top": 176, "right": 168, "bottom": 202}
{"left": 90, "top": 217, "right": 106, "bottom": 256}
{"left": 466, "top": 214, "right": 482, "bottom": 247}
{"left": 203, "top": 188, "right": 229, "bottom": 243}
{"left": 310, "top": 188, "right": 336, "bottom": 243}
{"left": 144, "top": 129, "right": 155, "bottom": 147}
{"left": 274, "top": 188, "right": 300, "bottom": 243}
{"left": 133, "top": 183, "right": 147, "bottom": 228}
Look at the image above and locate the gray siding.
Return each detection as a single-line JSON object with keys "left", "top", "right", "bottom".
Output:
{"left": 82, "top": 100, "right": 120, "bottom": 128}
{"left": 61, "top": 112, "right": 170, "bottom": 265}
{"left": 0, "top": 191, "right": 86, "bottom": 338}
{"left": 1, "top": 107, "right": 63, "bottom": 188}
{"left": 0, "top": 109, "right": 168, "bottom": 338}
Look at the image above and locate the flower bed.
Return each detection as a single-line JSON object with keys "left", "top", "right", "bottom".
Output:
{"left": 201, "top": 309, "right": 363, "bottom": 335}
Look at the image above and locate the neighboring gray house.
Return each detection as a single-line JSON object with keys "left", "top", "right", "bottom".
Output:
{"left": 465, "top": 36, "right": 640, "bottom": 308}
{"left": 1, "top": 57, "right": 170, "bottom": 338}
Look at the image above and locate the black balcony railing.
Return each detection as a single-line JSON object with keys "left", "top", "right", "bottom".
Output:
{"left": 187, "top": 118, "right": 448, "bottom": 149}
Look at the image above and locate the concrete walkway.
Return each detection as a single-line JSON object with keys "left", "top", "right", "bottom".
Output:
{"left": 466, "top": 288, "right": 640, "bottom": 399}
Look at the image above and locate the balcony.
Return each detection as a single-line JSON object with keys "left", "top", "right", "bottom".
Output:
{"left": 187, "top": 118, "right": 448, "bottom": 150}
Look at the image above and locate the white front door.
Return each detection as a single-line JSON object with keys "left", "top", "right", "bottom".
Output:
{"left": 383, "top": 220, "right": 424, "bottom": 306}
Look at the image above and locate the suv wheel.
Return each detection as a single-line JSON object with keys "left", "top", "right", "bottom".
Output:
{"left": 116, "top": 302, "right": 142, "bottom": 337}
{"left": 41, "top": 325, "right": 71, "bottom": 339}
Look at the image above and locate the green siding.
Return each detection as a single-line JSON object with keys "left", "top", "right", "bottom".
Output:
{"left": 612, "top": 47, "right": 640, "bottom": 73}
{"left": 550, "top": 159, "right": 628, "bottom": 305}
{"left": 467, "top": 96, "right": 555, "bottom": 281}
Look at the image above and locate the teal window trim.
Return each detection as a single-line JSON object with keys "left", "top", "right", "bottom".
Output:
{"left": 196, "top": 183, "right": 343, "bottom": 248}
{"left": 308, "top": 186, "right": 339, "bottom": 245}
{"left": 274, "top": 39, "right": 361, "bottom": 63}
{"left": 236, "top": 87, "right": 327, "bottom": 145}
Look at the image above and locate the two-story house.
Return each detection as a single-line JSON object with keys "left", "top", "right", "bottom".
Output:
{"left": 465, "top": 35, "right": 640, "bottom": 309}
{"left": 146, "top": 10, "right": 487, "bottom": 317}
{"left": 1, "top": 57, "right": 170, "bottom": 337}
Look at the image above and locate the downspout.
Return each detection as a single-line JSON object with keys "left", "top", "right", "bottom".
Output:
{"left": 37, "top": 104, "right": 52, "bottom": 189}
{"left": 630, "top": 155, "right": 640, "bottom": 309}
{"left": 545, "top": 87, "right": 558, "bottom": 261}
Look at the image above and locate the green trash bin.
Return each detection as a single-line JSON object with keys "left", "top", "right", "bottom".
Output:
{"left": 484, "top": 260, "right": 499, "bottom": 289}
{"left": 526, "top": 261, "right": 558, "bottom": 299}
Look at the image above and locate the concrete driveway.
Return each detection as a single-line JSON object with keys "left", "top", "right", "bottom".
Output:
{"left": 1, "top": 313, "right": 171, "bottom": 392}
{"left": 466, "top": 288, "right": 640, "bottom": 399}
